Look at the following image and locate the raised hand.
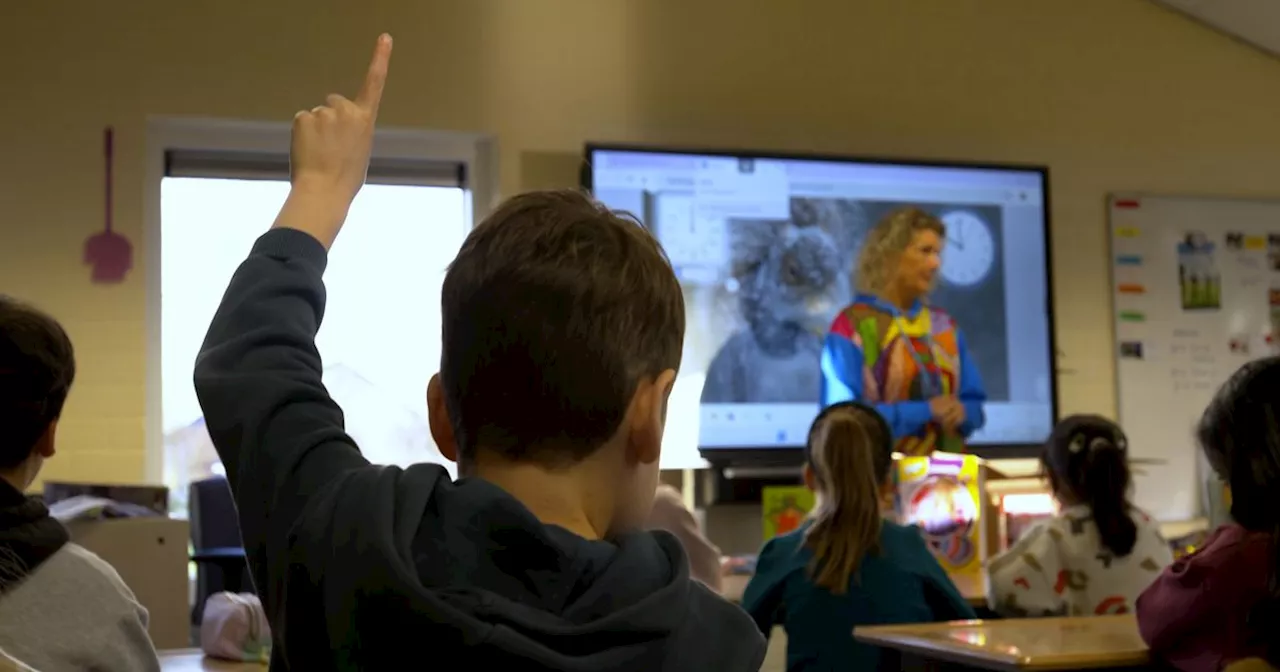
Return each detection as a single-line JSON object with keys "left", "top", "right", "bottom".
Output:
{"left": 273, "top": 34, "right": 393, "bottom": 248}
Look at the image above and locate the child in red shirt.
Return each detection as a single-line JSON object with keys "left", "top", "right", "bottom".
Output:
{"left": 1137, "top": 357, "right": 1280, "bottom": 671}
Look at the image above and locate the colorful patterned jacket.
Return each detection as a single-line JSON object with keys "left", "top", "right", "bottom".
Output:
{"left": 820, "top": 293, "right": 986, "bottom": 455}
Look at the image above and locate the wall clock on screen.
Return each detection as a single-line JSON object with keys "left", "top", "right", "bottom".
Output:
{"left": 939, "top": 210, "right": 995, "bottom": 287}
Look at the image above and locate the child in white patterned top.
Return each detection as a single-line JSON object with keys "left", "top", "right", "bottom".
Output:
{"left": 987, "top": 415, "right": 1173, "bottom": 617}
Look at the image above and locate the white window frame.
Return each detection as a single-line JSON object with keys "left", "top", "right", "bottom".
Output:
{"left": 142, "top": 116, "right": 497, "bottom": 485}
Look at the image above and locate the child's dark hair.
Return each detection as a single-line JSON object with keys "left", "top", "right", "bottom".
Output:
{"left": 1043, "top": 414, "right": 1136, "bottom": 558}
{"left": 1198, "top": 357, "right": 1280, "bottom": 661}
{"left": 439, "top": 190, "right": 685, "bottom": 468}
{"left": 802, "top": 402, "right": 894, "bottom": 594}
{"left": 0, "top": 296, "right": 76, "bottom": 470}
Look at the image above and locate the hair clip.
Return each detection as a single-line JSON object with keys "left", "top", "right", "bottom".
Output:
{"left": 1087, "top": 436, "right": 1127, "bottom": 454}
{"left": 1068, "top": 434, "right": 1087, "bottom": 454}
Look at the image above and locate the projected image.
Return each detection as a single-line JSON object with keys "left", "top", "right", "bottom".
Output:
{"left": 702, "top": 198, "right": 866, "bottom": 404}
{"left": 696, "top": 198, "right": 1009, "bottom": 405}
{"left": 588, "top": 148, "right": 1053, "bottom": 451}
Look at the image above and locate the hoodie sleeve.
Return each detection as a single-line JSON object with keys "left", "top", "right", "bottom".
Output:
{"left": 986, "top": 520, "right": 1067, "bottom": 618}
{"left": 193, "top": 229, "right": 371, "bottom": 615}
{"left": 67, "top": 547, "right": 162, "bottom": 672}
{"left": 99, "top": 604, "right": 161, "bottom": 672}
{"left": 742, "top": 537, "right": 792, "bottom": 638}
{"left": 821, "top": 313, "right": 933, "bottom": 438}
{"left": 954, "top": 329, "right": 987, "bottom": 438}
{"left": 1136, "top": 525, "right": 1238, "bottom": 655}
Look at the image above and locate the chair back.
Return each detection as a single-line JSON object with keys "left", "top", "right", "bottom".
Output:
{"left": 189, "top": 476, "right": 241, "bottom": 550}
{"left": 188, "top": 476, "right": 252, "bottom": 626}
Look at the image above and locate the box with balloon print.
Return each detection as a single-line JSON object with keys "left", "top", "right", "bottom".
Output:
{"left": 894, "top": 452, "right": 987, "bottom": 591}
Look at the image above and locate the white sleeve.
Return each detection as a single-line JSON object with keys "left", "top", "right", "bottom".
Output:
{"left": 987, "top": 521, "right": 1068, "bottom": 617}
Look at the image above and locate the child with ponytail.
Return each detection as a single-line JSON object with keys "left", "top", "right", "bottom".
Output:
{"left": 988, "top": 415, "right": 1171, "bottom": 618}
{"left": 1138, "top": 358, "right": 1280, "bottom": 671}
{"left": 742, "top": 402, "right": 975, "bottom": 672}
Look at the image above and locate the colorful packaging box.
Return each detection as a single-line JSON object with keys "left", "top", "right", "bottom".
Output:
{"left": 895, "top": 452, "right": 986, "bottom": 589}
{"left": 761, "top": 485, "right": 815, "bottom": 541}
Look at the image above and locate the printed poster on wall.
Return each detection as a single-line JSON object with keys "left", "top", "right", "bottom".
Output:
{"left": 1178, "top": 232, "right": 1220, "bottom": 311}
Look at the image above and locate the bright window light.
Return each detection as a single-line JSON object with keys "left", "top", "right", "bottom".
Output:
{"left": 1001, "top": 492, "right": 1056, "bottom": 516}
{"left": 161, "top": 177, "right": 467, "bottom": 516}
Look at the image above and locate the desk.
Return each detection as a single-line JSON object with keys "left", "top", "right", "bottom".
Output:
{"left": 158, "top": 649, "right": 266, "bottom": 671}
{"left": 854, "top": 615, "right": 1149, "bottom": 671}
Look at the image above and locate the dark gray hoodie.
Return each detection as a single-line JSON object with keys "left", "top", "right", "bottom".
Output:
{"left": 194, "top": 229, "right": 767, "bottom": 671}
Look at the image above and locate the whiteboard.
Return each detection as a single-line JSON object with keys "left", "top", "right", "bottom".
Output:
{"left": 1109, "top": 194, "right": 1280, "bottom": 521}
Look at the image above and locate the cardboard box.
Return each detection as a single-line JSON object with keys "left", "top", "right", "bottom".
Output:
{"left": 895, "top": 452, "right": 987, "bottom": 596}
{"left": 65, "top": 518, "right": 190, "bottom": 649}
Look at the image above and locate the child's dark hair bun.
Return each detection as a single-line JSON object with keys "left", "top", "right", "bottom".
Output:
{"left": 1043, "top": 414, "right": 1137, "bottom": 558}
{"left": 1045, "top": 415, "right": 1127, "bottom": 473}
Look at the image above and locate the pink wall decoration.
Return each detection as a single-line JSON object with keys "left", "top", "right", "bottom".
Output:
{"left": 84, "top": 127, "right": 133, "bottom": 284}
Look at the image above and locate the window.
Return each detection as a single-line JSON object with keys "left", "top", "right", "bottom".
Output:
{"left": 152, "top": 127, "right": 491, "bottom": 517}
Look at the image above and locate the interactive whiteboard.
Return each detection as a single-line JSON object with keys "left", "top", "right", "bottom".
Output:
{"left": 1109, "top": 194, "right": 1280, "bottom": 520}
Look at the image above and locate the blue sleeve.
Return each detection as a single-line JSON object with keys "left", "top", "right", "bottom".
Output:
{"left": 742, "top": 538, "right": 790, "bottom": 638}
{"left": 821, "top": 332, "right": 933, "bottom": 439}
{"left": 903, "top": 529, "right": 978, "bottom": 621}
{"left": 955, "top": 329, "right": 987, "bottom": 438}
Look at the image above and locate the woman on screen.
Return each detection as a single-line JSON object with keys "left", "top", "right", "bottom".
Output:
{"left": 820, "top": 207, "right": 987, "bottom": 455}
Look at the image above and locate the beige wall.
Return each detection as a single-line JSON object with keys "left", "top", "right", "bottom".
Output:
{"left": 3, "top": 0, "right": 1280, "bottom": 485}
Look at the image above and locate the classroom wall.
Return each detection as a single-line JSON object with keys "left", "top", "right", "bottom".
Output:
{"left": 3, "top": 0, "right": 1280, "bottom": 485}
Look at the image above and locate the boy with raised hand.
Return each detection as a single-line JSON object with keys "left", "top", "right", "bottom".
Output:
{"left": 194, "top": 34, "right": 765, "bottom": 671}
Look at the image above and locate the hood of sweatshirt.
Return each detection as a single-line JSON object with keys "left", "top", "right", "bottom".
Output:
{"left": 275, "top": 464, "right": 763, "bottom": 671}
{"left": 0, "top": 480, "right": 68, "bottom": 594}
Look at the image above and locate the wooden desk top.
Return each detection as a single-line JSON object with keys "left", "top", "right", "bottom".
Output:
{"left": 854, "top": 615, "right": 1149, "bottom": 671}
{"left": 158, "top": 649, "right": 267, "bottom": 671}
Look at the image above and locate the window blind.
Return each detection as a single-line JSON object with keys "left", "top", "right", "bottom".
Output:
{"left": 164, "top": 149, "right": 466, "bottom": 188}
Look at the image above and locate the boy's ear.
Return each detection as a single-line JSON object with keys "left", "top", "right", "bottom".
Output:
{"left": 427, "top": 374, "right": 458, "bottom": 464}
{"left": 36, "top": 421, "right": 57, "bottom": 459}
{"left": 802, "top": 463, "right": 816, "bottom": 491}
{"left": 628, "top": 369, "right": 677, "bottom": 466}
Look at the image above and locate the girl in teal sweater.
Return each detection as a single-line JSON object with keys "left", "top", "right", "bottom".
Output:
{"left": 742, "top": 402, "right": 975, "bottom": 672}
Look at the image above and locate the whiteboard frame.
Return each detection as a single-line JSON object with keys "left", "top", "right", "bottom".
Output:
{"left": 1106, "top": 191, "right": 1280, "bottom": 520}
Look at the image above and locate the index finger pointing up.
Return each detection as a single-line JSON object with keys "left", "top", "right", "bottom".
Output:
{"left": 356, "top": 33, "right": 393, "bottom": 115}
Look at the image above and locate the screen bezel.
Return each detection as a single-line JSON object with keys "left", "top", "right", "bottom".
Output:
{"left": 581, "top": 142, "right": 1057, "bottom": 462}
